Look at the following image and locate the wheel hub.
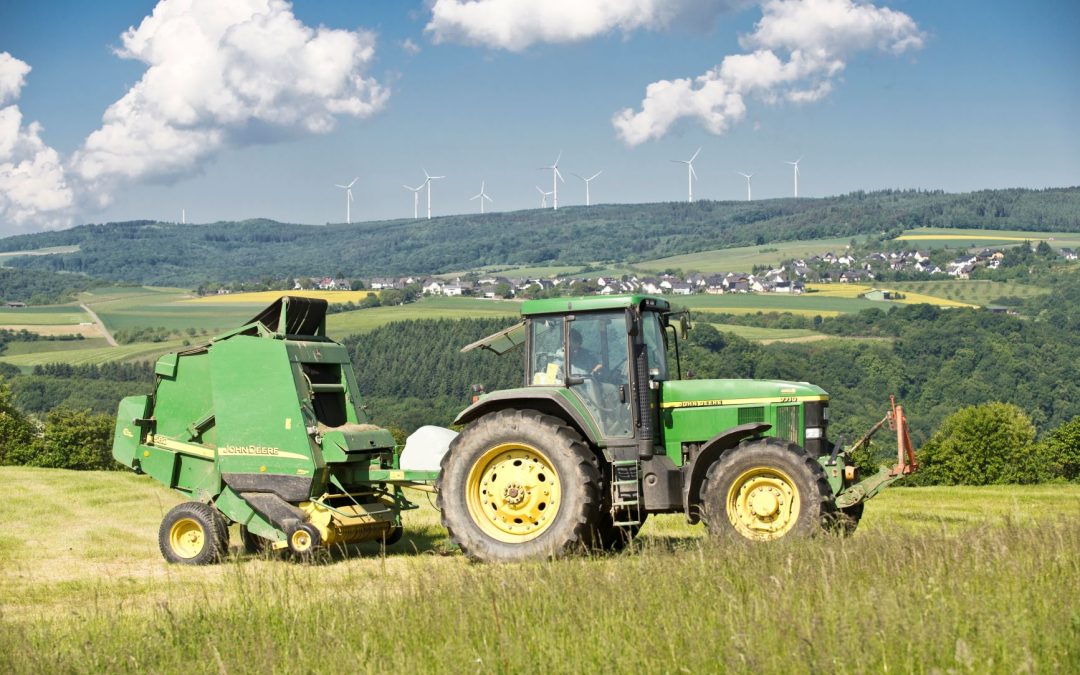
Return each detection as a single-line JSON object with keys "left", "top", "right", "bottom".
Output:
{"left": 726, "top": 467, "right": 801, "bottom": 541}
{"left": 168, "top": 518, "right": 205, "bottom": 559}
{"left": 466, "top": 443, "right": 561, "bottom": 543}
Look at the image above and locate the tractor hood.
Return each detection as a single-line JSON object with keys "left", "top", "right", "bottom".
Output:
{"left": 660, "top": 379, "right": 828, "bottom": 409}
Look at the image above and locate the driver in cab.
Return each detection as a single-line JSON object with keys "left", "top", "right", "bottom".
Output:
{"left": 569, "top": 328, "right": 607, "bottom": 380}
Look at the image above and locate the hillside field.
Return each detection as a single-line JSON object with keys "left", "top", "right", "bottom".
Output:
{"left": 0, "top": 467, "right": 1076, "bottom": 673}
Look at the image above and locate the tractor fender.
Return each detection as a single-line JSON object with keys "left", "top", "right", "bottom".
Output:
{"left": 682, "top": 422, "right": 771, "bottom": 524}
{"left": 453, "top": 389, "right": 601, "bottom": 447}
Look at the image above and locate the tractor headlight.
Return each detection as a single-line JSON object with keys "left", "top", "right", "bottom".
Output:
{"left": 805, "top": 427, "right": 824, "bottom": 439}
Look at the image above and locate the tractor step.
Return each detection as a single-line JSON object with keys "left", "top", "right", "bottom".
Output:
{"left": 610, "top": 460, "right": 642, "bottom": 527}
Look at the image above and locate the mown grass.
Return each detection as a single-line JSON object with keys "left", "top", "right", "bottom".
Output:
{"left": 0, "top": 467, "right": 1077, "bottom": 673}
{"left": 0, "top": 307, "right": 89, "bottom": 325}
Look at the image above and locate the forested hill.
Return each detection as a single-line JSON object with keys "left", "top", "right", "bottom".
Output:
{"left": 2, "top": 187, "right": 1079, "bottom": 286}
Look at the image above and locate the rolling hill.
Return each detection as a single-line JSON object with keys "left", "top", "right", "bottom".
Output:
{"left": 0, "top": 188, "right": 1077, "bottom": 286}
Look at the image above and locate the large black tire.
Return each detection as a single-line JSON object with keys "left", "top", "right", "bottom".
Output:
{"left": 438, "top": 409, "right": 601, "bottom": 562}
{"left": 159, "top": 502, "right": 228, "bottom": 565}
{"left": 590, "top": 509, "right": 646, "bottom": 552}
{"left": 701, "top": 438, "right": 835, "bottom": 542}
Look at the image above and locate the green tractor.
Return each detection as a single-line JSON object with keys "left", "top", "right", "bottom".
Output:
{"left": 439, "top": 294, "right": 917, "bottom": 562}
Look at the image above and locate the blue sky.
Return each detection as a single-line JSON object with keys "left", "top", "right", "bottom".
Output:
{"left": 0, "top": 0, "right": 1077, "bottom": 233}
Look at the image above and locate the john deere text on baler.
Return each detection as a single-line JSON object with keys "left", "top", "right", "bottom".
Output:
{"left": 112, "top": 297, "right": 439, "bottom": 564}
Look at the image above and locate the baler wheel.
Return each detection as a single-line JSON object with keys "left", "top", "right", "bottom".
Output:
{"left": 382, "top": 525, "right": 404, "bottom": 546}
{"left": 701, "top": 438, "right": 834, "bottom": 542}
{"left": 438, "top": 409, "right": 601, "bottom": 562}
{"left": 159, "top": 502, "right": 228, "bottom": 565}
{"left": 287, "top": 523, "right": 321, "bottom": 558}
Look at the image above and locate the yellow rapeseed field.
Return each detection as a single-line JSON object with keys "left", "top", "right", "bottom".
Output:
{"left": 184, "top": 290, "right": 379, "bottom": 304}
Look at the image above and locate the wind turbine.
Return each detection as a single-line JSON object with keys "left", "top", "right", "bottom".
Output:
{"left": 572, "top": 171, "right": 602, "bottom": 206}
{"left": 402, "top": 183, "right": 423, "bottom": 219}
{"left": 536, "top": 186, "right": 553, "bottom": 208}
{"left": 539, "top": 152, "right": 564, "bottom": 209}
{"left": 334, "top": 177, "right": 358, "bottom": 223}
{"left": 470, "top": 181, "right": 494, "bottom": 214}
{"left": 784, "top": 158, "right": 802, "bottom": 198}
{"left": 422, "top": 168, "right": 445, "bottom": 219}
{"left": 736, "top": 171, "right": 754, "bottom": 201}
{"left": 670, "top": 148, "right": 701, "bottom": 203}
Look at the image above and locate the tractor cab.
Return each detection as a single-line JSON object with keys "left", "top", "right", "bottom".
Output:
{"left": 462, "top": 294, "right": 680, "bottom": 449}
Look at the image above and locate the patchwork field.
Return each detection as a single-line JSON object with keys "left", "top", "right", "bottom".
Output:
{"left": 895, "top": 227, "right": 1080, "bottom": 249}
{"left": 680, "top": 291, "right": 880, "bottom": 316}
{"left": 186, "top": 289, "right": 381, "bottom": 304}
{"left": 0, "top": 339, "right": 185, "bottom": 367}
{"left": 0, "top": 467, "right": 1076, "bottom": 673}
{"left": 886, "top": 279, "right": 1049, "bottom": 306}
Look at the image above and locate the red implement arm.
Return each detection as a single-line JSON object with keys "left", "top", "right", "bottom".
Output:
{"left": 888, "top": 395, "right": 918, "bottom": 476}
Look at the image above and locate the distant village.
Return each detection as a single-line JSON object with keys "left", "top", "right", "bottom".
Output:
{"left": 207, "top": 243, "right": 1078, "bottom": 300}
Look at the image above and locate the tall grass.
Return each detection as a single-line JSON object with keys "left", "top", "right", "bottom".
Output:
{"left": 1, "top": 468, "right": 1077, "bottom": 673}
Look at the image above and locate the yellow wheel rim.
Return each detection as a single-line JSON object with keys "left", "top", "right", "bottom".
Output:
{"left": 465, "top": 442, "right": 561, "bottom": 544}
{"left": 726, "top": 467, "right": 801, "bottom": 541}
{"left": 168, "top": 517, "right": 206, "bottom": 559}
{"left": 291, "top": 529, "right": 313, "bottom": 552}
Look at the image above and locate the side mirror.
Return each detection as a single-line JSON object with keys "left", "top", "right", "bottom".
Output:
{"left": 625, "top": 307, "right": 639, "bottom": 337}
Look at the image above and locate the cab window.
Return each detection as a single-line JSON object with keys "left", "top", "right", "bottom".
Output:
{"left": 529, "top": 316, "right": 564, "bottom": 385}
{"left": 642, "top": 312, "right": 669, "bottom": 381}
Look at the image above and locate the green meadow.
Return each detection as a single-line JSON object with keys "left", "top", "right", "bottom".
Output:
{"left": 0, "top": 467, "right": 1076, "bottom": 673}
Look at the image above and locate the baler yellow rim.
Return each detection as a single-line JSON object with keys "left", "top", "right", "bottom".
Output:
{"left": 726, "top": 467, "right": 801, "bottom": 541}
{"left": 290, "top": 528, "right": 314, "bottom": 552}
{"left": 168, "top": 518, "right": 206, "bottom": 559}
{"left": 465, "top": 442, "right": 561, "bottom": 544}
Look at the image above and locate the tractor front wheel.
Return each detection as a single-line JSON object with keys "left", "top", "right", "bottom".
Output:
{"left": 438, "top": 409, "right": 601, "bottom": 562}
{"left": 159, "top": 502, "right": 228, "bottom": 565}
{"left": 701, "top": 439, "right": 834, "bottom": 542}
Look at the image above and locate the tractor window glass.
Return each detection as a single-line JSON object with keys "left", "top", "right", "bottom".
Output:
{"left": 530, "top": 316, "right": 564, "bottom": 385}
{"left": 569, "top": 313, "right": 632, "bottom": 438}
{"left": 642, "top": 313, "right": 669, "bottom": 381}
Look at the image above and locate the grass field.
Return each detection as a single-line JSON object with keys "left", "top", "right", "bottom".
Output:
{"left": 637, "top": 237, "right": 857, "bottom": 274}
{"left": 0, "top": 339, "right": 185, "bottom": 367}
{"left": 896, "top": 227, "right": 1080, "bottom": 250}
{"left": 805, "top": 283, "right": 978, "bottom": 308}
{"left": 326, "top": 296, "right": 521, "bottom": 337}
{"left": 887, "top": 279, "right": 1049, "bottom": 306}
{"left": 680, "top": 292, "right": 880, "bottom": 316}
{"left": 0, "top": 244, "right": 80, "bottom": 263}
{"left": 186, "top": 289, "right": 382, "bottom": 304}
{"left": 0, "top": 467, "right": 1076, "bottom": 673}
{"left": 0, "top": 306, "right": 89, "bottom": 325}
{"left": 710, "top": 323, "right": 823, "bottom": 341}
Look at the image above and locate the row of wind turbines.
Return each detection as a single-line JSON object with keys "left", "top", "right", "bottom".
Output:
{"left": 672, "top": 147, "right": 803, "bottom": 203}
{"left": 333, "top": 150, "right": 804, "bottom": 223}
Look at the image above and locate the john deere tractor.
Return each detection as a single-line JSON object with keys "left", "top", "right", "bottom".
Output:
{"left": 440, "top": 294, "right": 916, "bottom": 562}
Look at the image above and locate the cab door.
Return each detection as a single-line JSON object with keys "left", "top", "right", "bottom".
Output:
{"left": 567, "top": 312, "right": 633, "bottom": 439}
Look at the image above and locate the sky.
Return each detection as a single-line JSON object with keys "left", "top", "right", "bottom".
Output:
{"left": 0, "top": 0, "right": 1077, "bottom": 234}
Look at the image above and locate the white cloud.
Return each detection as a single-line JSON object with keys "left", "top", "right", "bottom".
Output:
{"left": 71, "top": 0, "right": 389, "bottom": 206}
{"left": 0, "top": 54, "right": 74, "bottom": 231}
{"left": 401, "top": 38, "right": 421, "bottom": 55}
{"left": 425, "top": 0, "right": 744, "bottom": 51}
{"left": 613, "top": 0, "right": 924, "bottom": 146}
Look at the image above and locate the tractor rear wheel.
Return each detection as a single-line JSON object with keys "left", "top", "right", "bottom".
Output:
{"left": 159, "top": 502, "right": 228, "bottom": 565}
{"left": 701, "top": 438, "right": 835, "bottom": 542}
{"left": 438, "top": 409, "right": 601, "bottom": 562}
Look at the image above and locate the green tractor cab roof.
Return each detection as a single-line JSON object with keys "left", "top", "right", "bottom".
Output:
{"left": 521, "top": 294, "right": 670, "bottom": 316}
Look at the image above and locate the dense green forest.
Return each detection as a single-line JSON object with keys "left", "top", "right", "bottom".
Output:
{"left": 1, "top": 188, "right": 1078, "bottom": 286}
{"left": 0, "top": 267, "right": 104, "bottom": 304}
